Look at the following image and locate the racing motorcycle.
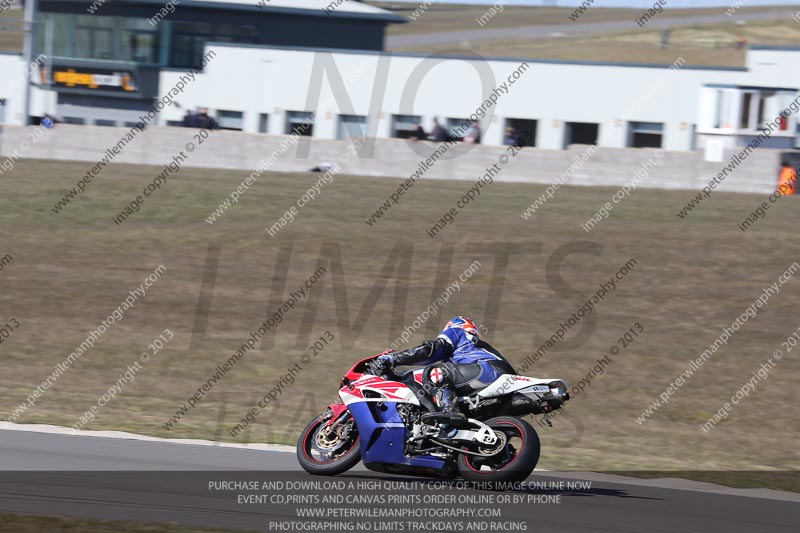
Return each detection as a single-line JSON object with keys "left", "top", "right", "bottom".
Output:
{"left": 296, "top": 351, "right": 569, "bottom": 482}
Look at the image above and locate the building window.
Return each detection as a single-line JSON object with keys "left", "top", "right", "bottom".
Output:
{"left": 753, "top": 92, "right": 791, "bottom": 131}
{"left": 628, "top": 122, "right": 663, "bottom": 148}
{"left": 704, "top": 87, "right": 797, "bottom": 132}
{"left": 504, "top": 118, "right": 537, "bottom": 147}
{"left": 259, "top": 113, "right": 269, "bottom": 133}
{"left": 286, "top": 111, "right": 314, "bottom": 136}
{"left": 95, "top": 119, "right": 117, "bottom": 127}
{"left": 564, "top": 122, "right": 599, "bottom": 148}
{"left": 795, "top": 122, "right": 800, "bottom": 150}
{"left": 714, "top": 90, "right": 723, "bottom": 128}
{"left": 171, "top": 33, "right": 208, "bottom": 70}
{"left": 756, "top": 93, "right": 770, "bottom": 130}
{"left": 37, "top": 13, "right": 160, "bottom": 64}
{"left": 171, "top": 22, "right": 258, "bottom": 68}
{"left": 63, "top": 117, "right": 86, "bottom": 125}
{"left": 391, "top": 114, "right": 422, "bottom": 139}
{"left": 76, "top": 25, "right": 113, "bottom": 60}
{"left": 338, "top": 114, "right": 367, "bottom": 140}
{"left": 740, "top": 92, "right": 753, "bottom": 129}
{"left": 713, "top": 89, "right": 736, "bottom": 129}
{"left": 446, "top": 118, "right": 470, "bottom": 141}
{"left": 217, "top": 110, "right": 243, "bottom": 131}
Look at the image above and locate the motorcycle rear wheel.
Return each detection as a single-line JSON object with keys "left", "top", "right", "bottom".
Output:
{"left": 457, "top": 416, "right": 540, "bottom": 483}
{"left": 296, "top": 409, "right": 361, "bottom": 476}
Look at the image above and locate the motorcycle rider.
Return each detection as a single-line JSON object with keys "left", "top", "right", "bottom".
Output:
{"left": 376, "top": 316, "right": 516, "bottom": 430}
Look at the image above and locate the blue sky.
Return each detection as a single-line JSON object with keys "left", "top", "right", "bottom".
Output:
{"left": 381, "top": 0, "right": 800, "bottom": 7}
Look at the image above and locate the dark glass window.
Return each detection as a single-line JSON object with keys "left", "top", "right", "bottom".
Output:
{"left": 565, "top": 122, "right": 599, "bottom": 147}
{"left": 628, "top": 122, "right": 663, "bottom": 148}
{"left": 286, "top": 111, "right": 313, "bottom": 136}
{"left": 38, "top": 13, "right": 159, "bottom": 64}
{"left": 391, "top": 114, "right": 422, "bottom": 139}
{"left": 170, "top": 22, "right": 258, "bottom": 68}
{"left": 504, "top": 118, "right": 537, "bottom": 147}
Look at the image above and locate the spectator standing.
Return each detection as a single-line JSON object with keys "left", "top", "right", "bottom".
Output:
{"left": 182, "top": 110, "right": 195, "bottom": 127}
{"left": 430, "top": 119, "right": 450, "bottom": 142}
{"left": 504, "top": 127, "right": 523, "bottom": 147}
{"left": 186, "top": 109, "right": 202, "bottom": 128}
{"left": 463, "top": 120, "right": 481, "bottom": 144}
{"left": 198, "top": 108, "right": 217, "bottom": 129}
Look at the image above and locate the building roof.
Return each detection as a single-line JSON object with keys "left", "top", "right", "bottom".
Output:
{"left": 78, "top": 0, "right": 406, "bottom": 23}
{"left": 749, "top": 45, "right": 800, "bottom": 51}
{"left": 193, "top": 0, "right": 389, "bottom": 16}
{"left": 705, "top": 83, "right": 799, "bottom": 92}
{"left": 205, "top": 42, "right": 748, "bottom": 72}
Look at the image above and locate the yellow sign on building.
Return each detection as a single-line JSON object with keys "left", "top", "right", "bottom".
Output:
{"left": 52, "top": 69, "right": 137, "bottom": 91}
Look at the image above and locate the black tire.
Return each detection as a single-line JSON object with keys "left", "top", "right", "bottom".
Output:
{"left": 296, "top": 409, "right": 361, "bottom": 476}
{"left": 457, "top": 416, "right": 540, "bottom": 483}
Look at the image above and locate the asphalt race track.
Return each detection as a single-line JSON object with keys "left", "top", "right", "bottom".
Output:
{"left": 0, "top": 428, "right": 797, "bottom": 532}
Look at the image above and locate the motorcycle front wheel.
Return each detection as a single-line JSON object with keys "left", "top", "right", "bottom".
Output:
{"left": 457, "top": 416, "right": 541, "bottom": 483}
{"left": 296, "top": 409, "right": 361, "bottom": 476}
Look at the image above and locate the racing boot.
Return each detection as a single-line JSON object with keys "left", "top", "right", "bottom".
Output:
{"left": 422, "top": 388, "right": 468, "bottom": 438}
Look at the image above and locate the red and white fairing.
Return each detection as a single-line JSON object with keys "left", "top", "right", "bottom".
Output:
{"left": 339, "top": 375, "right": 421, "bottom": 405}
{"left": 477, "top": 374, "right": 566, "bottom": 398}
{"left": 338, "top": 355, "right": 425, "bottom": 406}
{"left": 337, "top": 354, "right": 568, "bottom": 408}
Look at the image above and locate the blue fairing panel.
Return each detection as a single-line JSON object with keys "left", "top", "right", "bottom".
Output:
{"left": 346, "top": 402, "right": 445, "bottom": 470}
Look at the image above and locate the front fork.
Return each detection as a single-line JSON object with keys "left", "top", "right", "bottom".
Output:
{"left": 323, "top": 403, "right": 349, "bottom": 430}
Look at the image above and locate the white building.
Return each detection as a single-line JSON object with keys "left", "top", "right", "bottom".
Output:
{"left": 1, "top": 0, "right": 799, "bottom": 156}
{"left": 155, "top": 44, "right": 800, "bottom": 153}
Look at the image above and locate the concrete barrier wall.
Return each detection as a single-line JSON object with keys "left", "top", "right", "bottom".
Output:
{"left": 0, "top": 125, "right": 783, "bottom": 194}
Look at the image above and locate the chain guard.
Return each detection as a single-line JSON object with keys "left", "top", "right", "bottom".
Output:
{"left": 424, "top": 418, "right": 507, "bottom": 458}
